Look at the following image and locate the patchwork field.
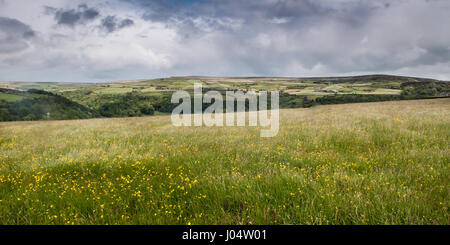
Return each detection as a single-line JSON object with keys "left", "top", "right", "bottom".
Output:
{"left": 0, "top": 98, "right": 448, "bottom": 224}
{"left": 1, "top": 75, "right": 448, "bottom": 123}
{"left": 0, "top": 75, "right": 445, "bottom": 98}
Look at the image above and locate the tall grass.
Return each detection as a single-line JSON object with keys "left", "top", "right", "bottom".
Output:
{"left": 0, "top": 99, "right": 448, "bottom": 224}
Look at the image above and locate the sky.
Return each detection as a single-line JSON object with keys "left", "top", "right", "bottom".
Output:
{"left": 0, "top": 0, "right": 449, "bottom": 82}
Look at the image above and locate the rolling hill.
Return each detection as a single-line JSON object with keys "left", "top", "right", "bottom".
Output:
{"left": 0, "top": 74, "right": 449, "bottom": 122}
{"left": 0, "top": 88, "right": 97, "bottom": 121}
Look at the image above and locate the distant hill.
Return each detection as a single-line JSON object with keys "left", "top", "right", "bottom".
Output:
{"left": 0, "top": 88, "right": 98, "bottom": 121}
{"left": 0, "top": 74, "right": 449, "bottom": 122}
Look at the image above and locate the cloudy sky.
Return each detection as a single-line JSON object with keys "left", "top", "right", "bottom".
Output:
{"left": 0, "top": 0, "right": 449, "bottom": 82}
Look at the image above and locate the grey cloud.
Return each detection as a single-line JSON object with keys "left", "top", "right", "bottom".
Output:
{"left": 410, "top": 45, "right": 450, "bottom": 67}
{"left": 53, "top": 4, "right": 99, "bottom": 27}
{"left": 269, "top": 0, "right": 329, "bottom": 19}
{"left": 0, "top": 17, "right": 35, "bottom": 54}
{"left": 100, "top": 16, "right": 134, "bottom": 33}
{"left": 119, "top": 19, "right": 134, "bottom": 28}
{"left": 134, "top": 0, "right": 385, "bottom": 39}
{"left": 2, "top": 0, "right": 450, "bottom": 82}
{"left": 101, "top": 16, "right": 117, "bottom": 32}
{"left": 131, "top": 0, "right": 192, "bottom": 22}
{"left": 101, "top": 15, "right": 134, "bottom": 32}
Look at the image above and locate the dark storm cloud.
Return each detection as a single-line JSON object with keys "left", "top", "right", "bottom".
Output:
{"left": 126, "top": 0, "right": 194, "bottom": 22}
{"left": 269, "top": 0, "right": 328, "bottom": 18}
{"left": 1, "top": 0, "right": 450, "bottom": 82}
{"left": 0, "top": 17, "right": 35, "bottom": 54}
{"left": 53, "top": 4, "right": 100, "bottom": 27}
{"left": 145, "top": 0, "right": 449, "bottom": 75}
{"left": 100, "top": 16, "right": 134, "bottom": 33}
{"left": 120, "top": 19, "right": 134, "bottom": 28}
{"left": 127, "top": 0, "right": 386, "bottom": 38}
{"left": 130, "top": 0, "right": 371, "bottom": 23}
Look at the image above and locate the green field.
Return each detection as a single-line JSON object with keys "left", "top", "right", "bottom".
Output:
{"left": 95, "top": 87, "right": 134, "bottom": 94}
{"left": 0, "top": 98, "right": 448, "bottom": 224}
{"left": 0, "top": 92, "right": 24, "bottom": 102}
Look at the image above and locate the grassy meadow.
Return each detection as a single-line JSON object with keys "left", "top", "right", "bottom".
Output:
{"left": 0, "top": 98, "right": 448, "bottom": 224}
